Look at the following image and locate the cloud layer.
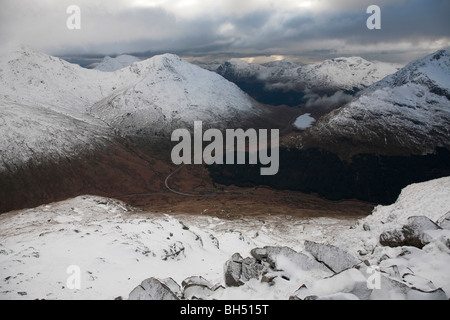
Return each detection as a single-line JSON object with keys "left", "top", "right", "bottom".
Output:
{"left": 1, "top": 0, "right": 449, "bottom": 62}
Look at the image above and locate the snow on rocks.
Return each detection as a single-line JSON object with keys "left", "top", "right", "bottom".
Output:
{"left": 437, "top": 212, "right": 450, "bottom": 230}
{"left": 182, "top": 276, "right": 217, "bottom": 300}
{"left": 224, "top": 253, "right": 247, "bottom": 287}
{"left": 0, "top": 46, "right": 261, "bottom": 171}
{"left": 304, "top": 241, "right": 360, "bottom": 274}
{"left": 128, "top": 277, "right": 179, "bottom": 300}
{"left": 299, "top": 50, "right": 450, "bottom": 156}
{"left": 91, "top": 53, "right": 261, "bottom": 137}
{"left": 217, "top": 56, "right": 400, "bottom": 92}
{"left": 0, "top": 195, "right": 254, "bottom": 300}
{"left": 380, "top": 216, "right": 442, "bottom": 249}
{"left": 290, "top": 267, "right": 372, "bottom": 300}
{"left": 1, "top": 177, "right": 449, "bottom": 300}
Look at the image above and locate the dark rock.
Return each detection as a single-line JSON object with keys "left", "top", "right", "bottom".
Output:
{"left": 128, "top": 278, "right": 179, "bottom": 300}
{"left": 380, "top": 229, "right": 407, "bottom": 247}
{"left": 224, "top": 255, "right": 244, "bottom": 287}
{"left": 161, "top": 241, "right": 185, "bottom": 261}
{"left": 179, "top": 221, "right": 190, "bottom": 230}
{"left": 241, "top": 257, "right": 264, "bottom": 282}
{"left": 261, "top": 274, "right": 277, "bottom": 286}
{"left": 402, "top": 216, "right": 441, "bottom": 249}
{"left": 209, "top": 234, "right": 220, "bottom": 249}
{"left": 380, "top": 216, "right": 442, "bottom": 249}
{"left": 224, "top": 253, "right": 265, "bottom": 287}
{"left": 304, "top": 241, "right": 360, "bottom": 274}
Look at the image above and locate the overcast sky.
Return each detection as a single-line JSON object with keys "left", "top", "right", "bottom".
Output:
{"left": 1, "top": 0, "right": 449, "bottom": 63}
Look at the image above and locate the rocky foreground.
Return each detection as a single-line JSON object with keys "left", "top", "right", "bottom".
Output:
{"left": 129, "top": 177, "right": 450, "bottom": 301}
{"left": 0, "top": 177, "right": 449, "bottom": 300}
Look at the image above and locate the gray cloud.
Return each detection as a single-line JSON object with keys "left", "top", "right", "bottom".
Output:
{"left": 1, "top": 0, "right": 449, "bottom": 63}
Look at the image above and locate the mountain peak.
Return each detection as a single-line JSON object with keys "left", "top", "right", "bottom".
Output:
{"left": 148, "top": 53, "right": 184, "bottom": 67}
{"left": 296, "top": 49, "right": 450, "bottom": 157}
{"left": 429, "top": 49, "right": 450, "bottom": 61}
{"left": 371, "top": 49, "right": 450, "bottom": 97}
{"left": 95, "top": 54, "right": 141, "bottom": 72}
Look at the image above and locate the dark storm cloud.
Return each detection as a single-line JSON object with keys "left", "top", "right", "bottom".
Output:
{"left": 1, "top": 0, "right": 449, "bottom": 63}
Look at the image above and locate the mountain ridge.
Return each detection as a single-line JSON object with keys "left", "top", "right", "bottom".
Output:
{"left": 290, "top": 50, "right": 450, "bottom": 157}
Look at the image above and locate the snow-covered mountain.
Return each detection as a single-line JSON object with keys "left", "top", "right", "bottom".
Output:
{"left": 299, "top": 57, "right": 402, "bottom": 92}
{"left": 296, "top": 50, "right": 450, "bottom": 156}
{"left": 1, "top": 176, "right": 449, "bottom": 300}
{"left": 216, "top": 57, "right": 401, "bottom": 93}
{"left": 0, "top": 46, "right": 142, "bottom": 118}
{"left": 217, "top": 58, "right": 299, "bottom": 83}
{"left": 0, "top": 100, "right": 113, "bottom": 172}
{"left": 94, "top": 55, "right": 141, "bottom": 72}
{"left": 0, "top": 46, "right": 262, "bottom": 168}
{"left": 0, "top": 46, "right": 120, "bottom": 170}
{"left": 0, "top": 46, "right": 265, "bottom": 213}
{"left": 91, "top": 54, "right": 262, "bottom": 137}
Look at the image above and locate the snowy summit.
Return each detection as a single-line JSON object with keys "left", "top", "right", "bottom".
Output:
{"left": 94, "top": 55, "right": 142, "bottom": 72}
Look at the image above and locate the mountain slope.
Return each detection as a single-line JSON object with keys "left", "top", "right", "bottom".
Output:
{"left": 0, "top": 46, "right": 138, "bottom": 118}
{"left": 91, "top": 54, "right": 263, "bottom": 137}
{"left": 0, "top": 47, "right": 263, "bottom": 162}
{"left": 295, "top": 50, "right": 450, "bottom": 156}
{"left": 299, "top": 57, "right": 402, "bottom": 92}
{"left": 217, "top": 57, "right": 400, "bottom": 92}
{"left": 94, "top": 55, "right": 141, "bottom": 72}
{"left": 0, "top": 46, "right": 270, "bottom": 213}
{"left": 0, "top": 100, "right": 112, "bottom": 171}
{"left": 1, "top": 177, "right": 449, "bottom": 300}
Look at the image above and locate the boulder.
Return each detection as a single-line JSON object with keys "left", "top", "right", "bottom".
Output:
{"left": 380, "top": 216, "right": 442, "bottom": 249}
{"left": 183, "top": 284, "right": 214, "bottom": 300}
{"left": 402, "top": 274, "right": 436, "bottom": 292}
{"left": 402, "top": 216, "right": 441, "bottom": 249}
{"left": 241, "top": 257, "right": 264, "bottom": 282}
{"left": 160, "top": 277, "right": 182, "bottom": 298}
{"left": 380, "top": 229, "right": 407, "bottom": 247}
{"left": 128, "top": 278, "right": 179, "bottom": 300}
{"left": 291, "top": 268, "right": 372, "bottom": 300}
{"left": 304, "top": 241, "right": 360, "bottom": 274}
{"left": 224, "top": 253, "right": 264, "bottom": 287}
{"left": 251, "top": 246, "right": 328, "bottom": 272}
{"left": 370, "top": 275, "right": 448, "bottom": 300}
{"left": 182, "top": 276, "right": 213, "bottom": 289}
{"left": 224, "top": 254, "right": 245, "bottom": 287}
